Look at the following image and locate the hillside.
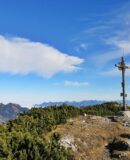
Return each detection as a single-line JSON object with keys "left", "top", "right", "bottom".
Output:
{"left": 0, "top": 103, "right": 28, "bottom": 122}
{"left": 0, "top": 102, "right": 129, "bottom": 160}
{"left": 51, "top": 114, "right": 130, "bottom": 160}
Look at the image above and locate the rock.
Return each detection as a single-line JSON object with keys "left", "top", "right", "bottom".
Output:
{"left": 82, "top": 120, "right": 85, "bottom": 123}
{"left": 112, "top": 152, "right": 128, "bottom": 159}
{"left": 108, "top": 138, "right": 130, "bottom": 153}
{"left": 117, "top": 111, "right": 130, "bottom": 119}
{"left": 119, "top": 152, "right": 128, "bottom": 158}
{"left": 116, "top": 111, "right": 130, "bottom": 128}
{"left": 122, "top": 140, "right": 130, "bottom": 150}
{"left": 124, "top": 121, "right": 130, "bottom": 127}
{"left": 120, "top": 133, "right": 130, "bottom": 139}
{"left": 59, "top": 135, "right": 77, "bottom": 151}
{"left": 84, "top": 113, "right": 87, "bottom": 117}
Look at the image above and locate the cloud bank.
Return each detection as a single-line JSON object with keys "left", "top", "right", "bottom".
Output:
{"left": 73, "top": 2, "right": 130, "bottom": 67}
{"left": 0, "top": 35, "right": 84, "bottom": 78}
{"left": 93, "top": 2, "right": 130, "bottom": 65}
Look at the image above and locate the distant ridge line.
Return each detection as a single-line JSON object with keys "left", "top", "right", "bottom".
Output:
{"left": 34, "top": 100, "right": 106, "bottom": 108}
{"left": 34, "top": 100, "right": 130, "bottom": 108}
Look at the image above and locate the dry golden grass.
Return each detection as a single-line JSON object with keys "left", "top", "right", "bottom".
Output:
{"left": 47, "top": 115, "right": 130, "bottom": 160}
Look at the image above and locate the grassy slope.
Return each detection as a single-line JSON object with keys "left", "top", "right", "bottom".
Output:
{"left": 50, "top": 115, "right": 130, "bottom": 160}
{"left": 0, "top": 102, "right": 129, "bottom": 160}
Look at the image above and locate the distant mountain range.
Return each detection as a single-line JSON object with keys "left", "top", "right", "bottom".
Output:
{"left": 1, "top": 100, "right": 130, "bottom": 123}
{"left": 34, "top": 100, "right": 130, "bottom": 108}
{"left": 34, "top": 100, "right": 106, "bottom": 108}
{"left": 0, "top": 103, "right": 28, "bottom": 122}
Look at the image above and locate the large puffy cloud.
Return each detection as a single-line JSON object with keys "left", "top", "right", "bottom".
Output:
{"left": 0, "top": 36, "right": 84, "bottom": 77}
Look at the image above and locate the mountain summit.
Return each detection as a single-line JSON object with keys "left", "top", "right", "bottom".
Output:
{"left": 0, "top": 103, "right": 28, "bottom": 122}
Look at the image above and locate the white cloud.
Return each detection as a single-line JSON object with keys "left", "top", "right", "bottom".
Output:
{"left": 0, "top": 35, "right": 84, "bottom": 78}
{"left": 101, "top": 68, "right": 120, "bottom": 76}
{"left": 101, "top": 66, "right": 130, "bottom": 77}
{"left": 74, "top": 43, "right": 88, "bottom": 52}
{"left": 93, "top": 39, "right": 130, "bottom": 66}
{"left": 92, "top": 2, "right": 130, "bottom": 66}
{"left": 64, "top": 80, "right": 88, "bottom": 87}
{"left": 71, "top": 2, "right": 130, "bottom": 67}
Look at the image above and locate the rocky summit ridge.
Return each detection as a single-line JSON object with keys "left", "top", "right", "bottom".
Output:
{"left": 48, "top": 111, "right": 130, "bottom": 160}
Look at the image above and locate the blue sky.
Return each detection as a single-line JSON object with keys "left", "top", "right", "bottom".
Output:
{"left": 0, "top": 0, "right": 130, "bottom": 107}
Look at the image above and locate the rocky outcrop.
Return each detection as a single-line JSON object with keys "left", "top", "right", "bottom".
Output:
{"left": 59, "top": 135, "right": 77, "bottom": 151}
{"left": 48, "top": 109, "right": 130, "bottom": 160}
{"left": 107, "top": 136, "right": 130, "bottom": 159}
{"left": 106, "top": 111, "right": 130, "bottom": 159}
{"left": 51, "top": 113, "right": 130, "bottom": 160}
{"left": 117, "top": 111, "right": 130, "bottom": 118}
{"left": 112, "top": 111, "right": 130, "bottom": 128}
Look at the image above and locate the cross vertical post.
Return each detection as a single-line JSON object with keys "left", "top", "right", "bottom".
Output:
{"left": 121, "top": 57, "right": 126, "bottom": 110}
{"left": 115, "top": 57, "right": 130, "bottom": 111}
